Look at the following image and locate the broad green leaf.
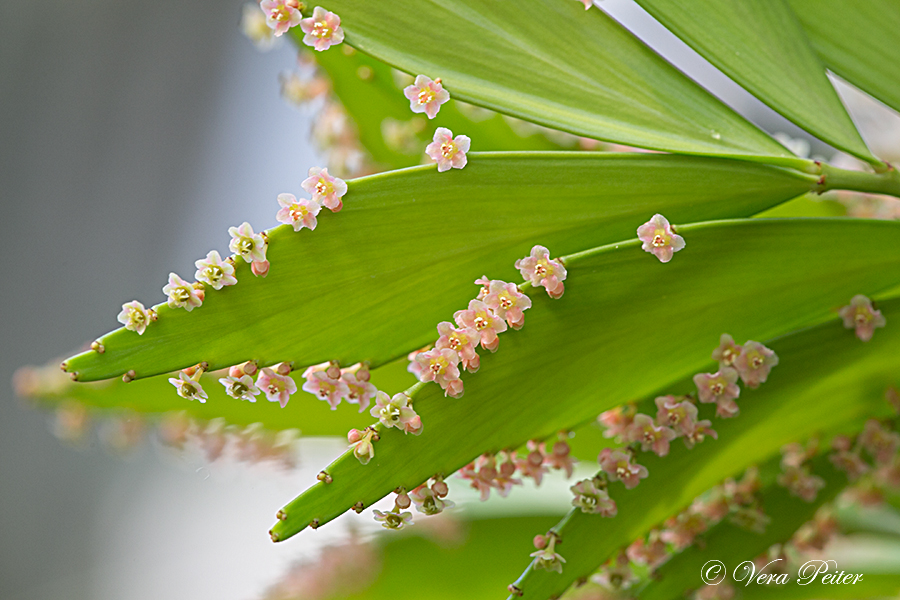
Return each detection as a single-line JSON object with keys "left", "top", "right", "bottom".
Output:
{"left": 310, "top": 47, "right": 567, "bottom": 171}
{"left": 270, "top": 220, "right": 900, "bottom": 542}
{"left": 62, "top": 153, "right": 813, "bottom": 382}
{"left": 301, "top": 1, "right": 789, "bottom": 158}
{"left": 509, "top": 295, "right": 900, "bottom": 600}
{"left": 787, "top": 0, "right": 900, "bottom": 115}
{"left": 637, "top": 455, "right": 847, "bottom": 600}
{"left": 632, "top": 0, "right": 876, "bottom": 164}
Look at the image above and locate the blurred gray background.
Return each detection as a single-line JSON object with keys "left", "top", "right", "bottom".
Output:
{"left": 2, "top": 1, "right": 896, "bottom": 599}
{"left": 0, "top": 1, "right": 331, "bottom": 598}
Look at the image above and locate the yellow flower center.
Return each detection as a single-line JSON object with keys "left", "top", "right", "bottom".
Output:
{"left": 751, "top": 355, "right": 764, "bottom": 368}
{"left": 173, "top": 287, "right": 191, "bottom": 303}
{"left": 711, "top": 382, "right": 724, "bottom": 395}
{"left": 312, "top": 21, "right": 332, "bottom": 38}
{"left": 315, "top": 180, "right": 331, "bottom": 195}
{"left": 499, "top": 295, "right": 513, "bottom": 309}
{"left": 417, "top": 88, "right": 435, "bottom": 105}
{"left": 291, "top": 205, "right": 309, "bottom": 220}
{"left": 440, "top": 140, "right": 457, "bottom": 158}
{"left": 473, "top": 316, "right": 488, "bottom": 330}
{"left": 652, "top": 231, "right": 669, "bottom": 247}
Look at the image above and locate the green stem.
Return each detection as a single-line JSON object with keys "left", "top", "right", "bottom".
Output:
{"left": 815, "top": 162, "right": 900, "bottom": 198}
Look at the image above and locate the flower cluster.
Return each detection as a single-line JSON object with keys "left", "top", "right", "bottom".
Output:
{"left": 599, "top": 395, "right": 718, "bottom": 458}
{"left": 839, "top": 294, "right": 886, "bottom": 341}
{"left": 829, "top": 416, "right": 900, "bottom": 493}
{"left": 514, "top": 245, "right": 567, "bottom": 298}
{"left": 408, "top": 248, "right": 559, "bottom": 399}
{"left": 457, "top": 435, "right": 576, "bottom": 501}
{"left": 301, "top": 361, "right": 377, "bottom": 412}
{"left": 692, "top": 334, "right": 779, "bottom": 419}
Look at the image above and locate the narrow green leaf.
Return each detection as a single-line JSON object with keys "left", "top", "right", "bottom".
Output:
{"left": 24, "top": 354, "right": 415, "bottom": 437}
{"left": 310, "top": 47, "right": 567, "bottom": 171}
{"left": 638, "top": 455, "right": 846, "bottom": 600}
{"left": 270, "top": 220, "right": 900, "bottom": 542}
{"left": 787, "top": 0, "right": 900, "bottom": 115}
{"left": 62, "top": 153, "right": 813, "bottom": 382}
{"left": 302, "top": 0, "right": 788, "bottom": 157}
{"left": 510, "top": 295, "right": 900, "bottom": 600}
{"left": 633, "top": 0, "right": 876, "bottom": 164}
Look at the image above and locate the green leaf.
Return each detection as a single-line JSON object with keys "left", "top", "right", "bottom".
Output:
{"left": 270, "top": 220, "right": 900, "bottom": 542}
{"left": 637, "top": 454, "right": 846, "bottom": 600}
{"left": 62, "top": 153, "right": 813, "bottom": 382}
{"left": 632, "top": 0, "right": 876, "bottom": 164}
{"left": 25, "top": 354, "right": 415, "bottom": 437}
{"left": 301, "top": 0, "right": 789, "bottom": 158}
{"left": 510, "top": 295, "right": 900, "bottom": 600}
{"left": 787, "top": 0, "right": 900, "bottom": 115}
{"left": 343, "top": 516, "right": 562, "bottom": 600}
{"left": 310, "top": 47, "right": 567, "bottom": 171}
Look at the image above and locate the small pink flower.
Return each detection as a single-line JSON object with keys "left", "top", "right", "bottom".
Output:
{"left": 711, "top": 334, "right": 742, "bottom": 369}
{"left": 570, "top": 478, "right": 616, "bottom": 516}
{"left": 260, "top": 0, "right": 302, "bottom": 37}
{"left": 777, "top": 466, "right": 825, "bottom": 502}
{"left": 458, "top": 455, "right": 502, "bottom": 501}
{"left": 859, "top": 419, "right": 900, "bottom": 464}
{"left": 483, "top": 280, "right": 532, "bottom": 330}
{"left": 370, "top": 391, "right": 422, "bottom": 435}
{"left": 348, "top": 427, "right": 376, "bottom": 464}
{"left": 257, "top": 367, "right": 297, "bottom": 408}
{"left": 276, "top": 193, "right": 321, "bottom": 231}
{"left": 301, "top": 167, "right": 347, "bottom": 212}
{"left": 661, "top": 512, "right": 707, "bottom": 550}
{"left": 530, "top": 546, "right": 566, "bottom": 573}
{"left": 637, "top": 213, "right": 685, "bottom": 263}
{"left": 410, "top": 484, "right": 455, "bottom": 515}
{"left": 474, "top": 275, "right": 491, "bottom": 300}
{"left": 435, "top": 321, "right": 481, "bottom": 373}
{"left": 543, "top": 439, "right": 577, "bottom": 477}
{"left": 218, "top": 374, "right": 260, "bottom": 402}
{"left": 839, "top": 294, "right": 886, "bottom": 341}
{"left": 372, "top": 509, "right": 412, "bottom": 530}
{"left": 118, "top": 300, "right": 151, "bottom": 335}
{"left": 403, "top": 75, "right": 450, "bottom": 119}
{"left": 577, "top": 0, "right": 593, "bottom": 9}
{"left": 228, "top": 222, "right": 267, "bottom": 263}
{"left": 592, "top": 553, "right": 636, "bottom": 590}
{"left": 425, "top": 127, "right": 470, "bottom": 172}
{"left": 454, "top": 299, "right": 507, "bottom": 352}
{"left": 494, "top": 453, "right": 522, "bottom": 496}
{"left": 830, "top": 451, "right": 870, "bottom": 481}
{"left": 251, "top": 260, "right": 270, "bottom": 278}
{"left": 299, "top": 6, "right": 344, "bottom": 51}
{"left": 414, "top": 348, "right": 463, "bottom": 397}
{"left": 163, "top": 273, "right": 204, "bottom": 311}
{"left": 627, "top": 532, "right": 668, "bottom": 569}
{"left": 733, "top": 341, "right": 779, "bottom": 388}
{"left": 301, "top": 368, "right": 350, "bottom": 409}
{"left": 168, "top": 371, "right": 207, "bottom": 403}
{"left": 194, "top": 250, "right": 237, "bottom": 290}
{"left": 514, "top": 245, "right": 566, "bottom": 298}
{"left": 693, "top": 367, "right": 741, "bottom": 417}
{"left": 626, "top": 414, "right": 677, "bottom": 456}
{"left": 599, "top": 448, "right": 649, "bottom": 489}
{"left": 683, "top": 419, "right": 718, "bottom": 449}
{"left": 598, "top": 406, "right": 634, "bottom": 440}
{"left": 654, "top": 396, "right": 698, "bottom": 436}
{"left": 516, "top": 441, "right": 549, "bottom": 486}
{"left": 341, "top": 370, "right": 377, "bottom": 413}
